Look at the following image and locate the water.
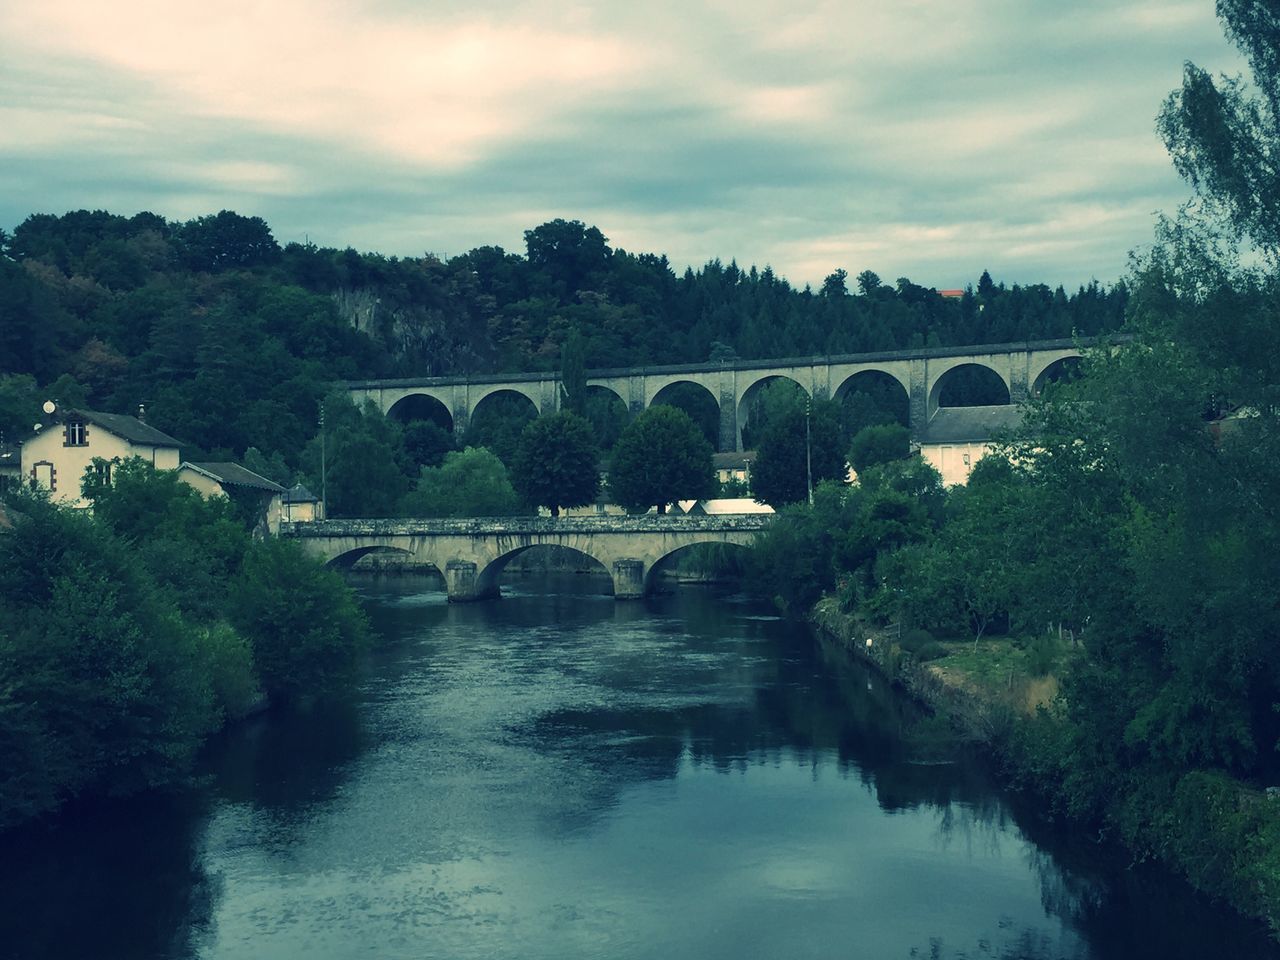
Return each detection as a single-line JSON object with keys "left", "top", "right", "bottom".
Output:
{"left": 1, "top": 572, "right": 1277, "bottom": 959}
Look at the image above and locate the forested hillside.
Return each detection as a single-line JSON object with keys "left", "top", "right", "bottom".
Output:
{"left": 0, "top": 209, "right": 1127, "bottom": 470}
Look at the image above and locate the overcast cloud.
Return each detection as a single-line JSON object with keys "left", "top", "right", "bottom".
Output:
{"left": 0, "top": 0, "right": 1246, "bottom": 289}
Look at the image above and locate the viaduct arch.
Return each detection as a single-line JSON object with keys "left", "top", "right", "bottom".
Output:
{"left": 347, "top": 338, "right": 1092, "bottom": 452}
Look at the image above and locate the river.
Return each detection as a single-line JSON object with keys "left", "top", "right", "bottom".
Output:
{"left": 1, "top": 572, "right": 1277, "bottom": 959}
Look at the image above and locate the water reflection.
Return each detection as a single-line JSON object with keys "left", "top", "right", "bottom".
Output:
{"left": 1, "top": 572, "right": 1277, "bottom": 959}
{"left": 0, "top": 793, "right": 217, "bottom": 960}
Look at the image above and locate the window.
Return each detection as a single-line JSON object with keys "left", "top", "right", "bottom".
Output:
{"left": 64, "top": 421, "right": 88, "bottom": 447}
{"left": 32, "top": 461, "right": 55, "bottom": 492}
{"left": 94, "top": 459, "right": 113, "bottom": 484}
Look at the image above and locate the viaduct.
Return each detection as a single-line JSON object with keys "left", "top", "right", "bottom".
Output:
{"left": 345, "top": 337, "right": 1089, "bottom": 452}
{"left": 282, "top": 515, "right": 771, "bottom": 601}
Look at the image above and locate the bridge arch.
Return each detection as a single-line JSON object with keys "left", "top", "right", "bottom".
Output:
{"left": 649, "top": 380, "right": 721, "bottom": 450}
{"left": 387, "top": 392, "right": 454, "bottom": 431}
{"left": 471, "top": 383, "right": 543, "bottom": 415}
{"left": 475, "top": 544, "right": 615, "bottom": 599}
{"left": 466, "top": 389, "right": 540, "bottom": 464}
{"left": 1031, "top": 354, "right": 1083, "bottom": 395}
{"left": 738, "top": 375, "right": 810, "bottom": 450}
{"left": 834, "top": 369, "right": 911, "bottom": 431}
{"left": 927, "top": 362, "right": 1010, "bottom": 418}
{"left": 643, "top": 541, "right": 752, "bottom": 594}
{"left": 325, "top": 544, "right": 423, "bottom": 570}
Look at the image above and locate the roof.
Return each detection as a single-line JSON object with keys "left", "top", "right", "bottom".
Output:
{"left": 181, "top": 461, "right": 286, "bottom": 493}
{"left": 938, "top": 289, "right": 965, "bottom": 299}
{"left": 920, "top": 405, "right": 1024, "bottom": 444}
{"left": 73, "top": 409, "right": 182, "bottom": 447}
{"left": 712, "top": 450, "right": 757, "bottom": 470}
{"left": 283, "top": 482, "right": 319, "bottom": 503}
{"left": 675, "top": 498, "right": 774, "bottom": 515}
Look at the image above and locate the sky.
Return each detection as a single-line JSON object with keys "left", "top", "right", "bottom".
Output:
{"left": 0, "top": 0, "right": 1247, "bottom": 290}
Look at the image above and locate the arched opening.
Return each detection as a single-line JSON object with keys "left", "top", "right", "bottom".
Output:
{"left": 478, "top": 544, "right": 614, "bottom": 598}
{"left": 1032, "top": 356, "right": 1083, "bottom": 395}
{"left": 581, "top": 385, "right": 630, "bottom": 451}
{"left": 928, "top": 364, "right": 1010, "bottom": 415}
{"left": 327, "top": 546, "right": 443, "bottom": 587}
{"left": 737, "top": 376, "right": 809, "bottom": 451}
{"left": 464, "top": 390, "right": 539, "bottom": 467}
{"left": 387, "top": 393, "right": 453, "bottom": 432}
{"left": 645, "top": 541, "right": 752, "bottom": 593}
{"left": 834, "top": 370, "right": 910, "bottom": 438}
{"left": 649, "top": 381, "right": 720, "bottom": 450}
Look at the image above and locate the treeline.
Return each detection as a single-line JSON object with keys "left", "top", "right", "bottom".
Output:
{"left": 0, "top": 207, "right": 1126, "bottom": 481}
{"left": 752, "top": 1, "right": 1280, "bottom": 927}
{"left": 0, "top": 461, "right": 368, "bottom": 829}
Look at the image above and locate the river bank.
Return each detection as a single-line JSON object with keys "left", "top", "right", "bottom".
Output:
{"left": 810, "top": 596, "right": 1280, "bottom": 938}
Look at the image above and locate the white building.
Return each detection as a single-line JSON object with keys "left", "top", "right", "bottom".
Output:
{"left": 918, "top": 405, "right": 1023, "bottom": 485}
{"left": 20, "top": 409, "right": 181, "bottom": 508}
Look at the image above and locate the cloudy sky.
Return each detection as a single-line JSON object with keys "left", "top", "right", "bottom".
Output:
{"left": 0, "top": 1, "right": 1245, "bottom": 289}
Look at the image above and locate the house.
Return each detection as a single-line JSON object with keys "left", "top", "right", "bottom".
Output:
{"left": 282, "top": 483, "right": 324, "bottom": 522}
{"left": 178, "top": 462, "right": 286, "bottom": 536}
{"left": 712, "top": 451, "right": 756, "bottom": 487}
{"left": 918, "top": 405, "right": 1024, "bottom": 485}
{"left": 20, "top": 408, "right": 181, "bottom": 508}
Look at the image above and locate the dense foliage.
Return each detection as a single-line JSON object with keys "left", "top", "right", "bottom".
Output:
{"left": 0, "top": 207, "right": 1126, "bottom": 475}
{"left": 753, "top": 0, "right": 1280, "bottom": 925}
{"left": 0, "top": 463, "right": 371, "bottom": 829}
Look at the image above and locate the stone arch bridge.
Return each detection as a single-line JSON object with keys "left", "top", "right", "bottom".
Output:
{"left": 345, "top": 337, "right": 1094, "bottom": 451}
{"left": 281, "top": 515, "right": 771, "bottom": 601}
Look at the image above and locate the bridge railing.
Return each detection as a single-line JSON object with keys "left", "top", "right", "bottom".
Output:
{"left": 279, "top": 514, "right": 774, "bottom": 538}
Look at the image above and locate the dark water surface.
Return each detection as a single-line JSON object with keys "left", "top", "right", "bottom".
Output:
{"left": 2, "top": 573, "right": 1278, "bottom": 959}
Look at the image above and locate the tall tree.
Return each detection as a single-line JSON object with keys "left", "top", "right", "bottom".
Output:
{"left": 509, "top": 412, "right": 599, "bottom": 517}
{"left": 608, "top": 406, "right": 714, "bottom": 512}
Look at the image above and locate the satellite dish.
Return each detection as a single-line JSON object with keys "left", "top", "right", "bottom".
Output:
{"left": 42, "top": 400, "right": 56, "bottom": 415}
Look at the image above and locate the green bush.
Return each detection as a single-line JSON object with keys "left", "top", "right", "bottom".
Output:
{"left": 1026, "top": 634, "right": 1059, "bottom": 677}
{"left": 229, "top": 538, "right": 370, "bottom": 702}
{"left": 198, "top": 622, "right": 262, "bottom": 721}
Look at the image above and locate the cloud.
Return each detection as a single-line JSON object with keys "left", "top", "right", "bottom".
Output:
{"left": 0, "top": 0, "right": 1248, "bottom": 289}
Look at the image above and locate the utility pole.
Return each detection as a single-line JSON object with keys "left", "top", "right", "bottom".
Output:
{"left": 805, "top": 396, "right": 813, "bottom": 506}
{"left": 320, "top": 402, "right": 328, "bottom": 520}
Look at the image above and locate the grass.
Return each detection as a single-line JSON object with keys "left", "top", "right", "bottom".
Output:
{"left": 928, "top": 634, "right": 1075, "bottom": 715}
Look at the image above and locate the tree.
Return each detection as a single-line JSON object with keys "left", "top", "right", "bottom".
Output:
{"left": 1157, "top": 0, "right": 1280, "bottom": 259}
{"left": 228, "top": 538, "right": 368, "bottom": 702}
{"left": 559, "top": 327, "right": 588, "bottom": 416}
{"left": 400, "top": 447, "right": 524, "bottom": 517}
{"left": 848, "top": 423, "right": 910, "bottom": 475}
{"left": 0, "top": 498, "right": 217, "bottom": 826}
{"left": 608, "top": 406, "right": 714, "bottom": 512}
{"left": 509, "top": 412, "right": 599, "bottom": 516}
{"left": 178, "top": 210, "right": 281, "bottom": 271}
{"left": 751, "top": 395, "right": 847, "bottom": 507}
{"left": 301, "top": 394, "right": 409, "bottom": 517}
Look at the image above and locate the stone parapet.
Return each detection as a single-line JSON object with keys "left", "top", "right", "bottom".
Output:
{"left": 280, "top": 514, "right": 773, "bottom": 539}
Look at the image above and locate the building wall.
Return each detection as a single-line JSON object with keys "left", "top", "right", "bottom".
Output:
{"left": 284, "top": 500, "right": 320, "bottom": 522}
{"left": 21, "top": 426, "right": 177, "bottom": 508}
{"left": 177, "top": 468, "right": 225, "bottom": 499}
{"left": 920, "top": 441, "right": 991, "bottom": 486}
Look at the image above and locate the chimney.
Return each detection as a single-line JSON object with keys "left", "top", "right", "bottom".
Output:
{"left": 137, "top": 403, "right": 146, "bottom": 423}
